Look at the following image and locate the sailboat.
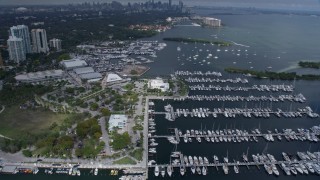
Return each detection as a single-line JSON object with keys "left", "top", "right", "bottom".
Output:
{"left": 202, "top": 166, "right": 208, "bottom": 175}
{"left": 154, "top": 165, "right": 159, "bottom": 176}
{"left": 180, "top": 166, "right": 186, "bottom": 176}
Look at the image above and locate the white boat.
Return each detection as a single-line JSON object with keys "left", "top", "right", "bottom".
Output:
{"left": 202, "top": 166, "right": 207, "bottom": 175}
{"left": 76, "top": 170, "right": 81, "bottom": 176}
{"left": 154, "top": 166, "right": 159, "bottom": 176}
{"left": 167, "top": 165, "right": 173, "bottom": 177}
{"left": 94, "top": 168, "right": 98, "bottom": 176}
{"left": 196, "top": 166, "right": 201, "bottom": 175}
{"left": 191, "top": 166, "right": 196, "bottom": 174}
{"left": 160, "top": 166, "right": 165, "bottom": 177}
{"left": 234, "top": 162, "right": 239, "bottom": 174}
{"left": 223, "top": 164, "right": 229, "bottom": 174}
{"left": 180, "top": 166, "right": 186, "bottom": 176}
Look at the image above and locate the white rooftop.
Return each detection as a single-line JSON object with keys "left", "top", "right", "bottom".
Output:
{"left": 80, "top": 72, "right": 102, "bottom": 80}
{"left": 61, "top": 59, "right": 87, "bottom": 69}
{"left": 109, "top": 114, "right": 127, "bottom": 132}
{"left": 106, "top": 73, "right": 123, "bottom": 83}
{"left": 73, "top": 67, "right": 95, "bottom": 75}
{"left": 15, "top": 70, "right": 63, "bottom": 82}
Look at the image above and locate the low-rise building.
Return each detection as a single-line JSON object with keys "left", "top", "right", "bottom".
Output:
{"left": 106, "top": 73, "right": 123, "bottom": 83}
{"left": 108, "top": 114, "right": 127, "bottom": 132}
{"left": 15, "top": 69, "right": 64, "bottom": 83}
{"left": 73, "top": 67, "right": 95, "bottom": 75}
{"left": 203, "top": 17, "right": 221, "bottom": 27}
{"left": 60, "top": 59, "right": 88, "bottom": 70}
{"left": 80, "top": 72, "right": 102, "bottom": 82}
{"left": 148, "top": 78, "right": 170, "bottom": 92}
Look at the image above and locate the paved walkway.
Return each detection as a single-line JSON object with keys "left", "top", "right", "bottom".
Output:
{"left": 98, "top": 117, "right": 111, "bottom": 155}
{"left": 0, "top": 105, "right": 5, "bottom": 114}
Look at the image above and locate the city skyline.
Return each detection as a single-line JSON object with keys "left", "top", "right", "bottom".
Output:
{"left": 1, "top": 0, "right": 320, "bottom": 11}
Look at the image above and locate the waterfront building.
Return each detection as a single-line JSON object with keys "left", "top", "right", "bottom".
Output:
{"left": 203, "top": 17, "right": 221, "bottom": 27}
{"left": 148, "top": 78, "right": 170, "bottom": 92}
{"left": 7, "top": 36, "right": 26, "bottom": 63}
{"left": 31, "top": 29, "right": 49, "bottom": 53}
{"left": 60, "top": 59, "right": 88, "bottom": 70}
{"left": 79, "top": 72, "right": 102, "bottom": 82}
{"left": 0, "top": 52, "right": 3, "bottom": 67}
{"left": 49, "top": 38, "right": 62, "bottom": 51}
{"left": 15, "top": 69, "right": 64, "bottom": 83}
{"left": 73, "top": 67, "right": 95, "bottom": 75}
{"left": 108, "top": 114, "right": 128, "bottom": 132}
{"left": 106, "top": 73, "right": 123, "bottom": 83}
{"left": 10, "top": 25, "right": 32, "bottom": 53}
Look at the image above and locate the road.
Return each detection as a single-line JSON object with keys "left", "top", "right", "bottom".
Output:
{"left": 98, "top": 116, "right": 112, "bottom": 155}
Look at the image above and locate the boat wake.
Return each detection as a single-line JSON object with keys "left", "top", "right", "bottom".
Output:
{"left": 229, "top": 40, "right": 250, "bottom": 48}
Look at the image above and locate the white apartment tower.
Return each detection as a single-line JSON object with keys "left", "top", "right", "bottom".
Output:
{"left": 7, "top": 36, "right": 26, "bottom": 63}
{"left": 49, "top": 38, "right": 62, "bottom": 51}
{"left": 10, "top": 25, "right": 32, "bottom": 53}
{"left": 31, "top": 29, "right": 49, "bottom": 53}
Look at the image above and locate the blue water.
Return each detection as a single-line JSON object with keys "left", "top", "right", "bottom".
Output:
{"left": 2, "top": 9, "right": 320, "bottom": 180}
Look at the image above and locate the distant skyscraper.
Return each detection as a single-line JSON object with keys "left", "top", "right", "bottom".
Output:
{"left": 0, "top": 52, "right": 3, "bottom": 67}
{"left": 10, "top": 25, "right": 32, "bottom": 54}
{"left": 31, "top": 29, "right": 49, "bottom": 53}
{"left": 49, "top": 38, "right": 62, "bottom": 51}
{"left": 7, "top": 36, "right": 26, "bottom": 63}
{"left": 169, "top": 0, "right": 172, "bottom": 7}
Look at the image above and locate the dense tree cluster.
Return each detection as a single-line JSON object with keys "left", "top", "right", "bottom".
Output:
{"left": 298, "top": 61, "right": 320, "bottom": 69}
{"left": 110, "top": 132, "right": 131, "bottom": 150}
{"left": 225, "top": 67, "right": 320, "bottom": 80}
{"left": 76, "top": 118, "right": 102, "bottom": 139}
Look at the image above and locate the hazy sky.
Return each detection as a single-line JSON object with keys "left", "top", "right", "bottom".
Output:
{"left": 1, "top": 0, "right": 320, "bottom": 11}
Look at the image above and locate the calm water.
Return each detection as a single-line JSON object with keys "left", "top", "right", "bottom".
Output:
{"left": 2, "top": 11, "right": 320, "bottom": 180}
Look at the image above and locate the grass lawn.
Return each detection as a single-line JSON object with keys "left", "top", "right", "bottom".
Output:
{"left": 113, "top": 156, "right": 137, "bottom": 165}
{"left": 0, "top": 105, "right": 70, "bottom": 138}
{"left": 129, "top": 148, "right": 143, "bottom": 161}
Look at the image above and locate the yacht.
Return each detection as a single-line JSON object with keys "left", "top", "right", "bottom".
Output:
{"left": 213, "top": 155, "right": 219, "bottom": 163}
{"left": 196, "top": 166, "right": 202, "bottom": 175}
{"left": 160, "top": 166, "right": 165, "bottom": 177}
{"left": 167, "top": 165, "right": 173, "bottom": 177}
{"left": 191, "top": 165, "right": 196, "bottom": 174}
{"left": 188, "top": 156, "right": 194, "bottom": 165}
{"left": 234, "top": 161, "right": 239, "bottom": 174}
{"left": 280, "top": 163, "right": 291, "bottom": 175}
{"left": 264, "top": 164, "right": 273, "bottom": 175}
{"left": 202, "top": 166, "right": 208, "bottom": 175}
{"left": 154, "top": 166, "right": 159, "bottom": 176}
{"left": 223, "top": 164, "right": 229, "bottom": 174}
{"left": 94, "top": 168, "right": 98, "bottom": 176}
{"left": 180, "top": 166, "right": 186, "bottom": 176}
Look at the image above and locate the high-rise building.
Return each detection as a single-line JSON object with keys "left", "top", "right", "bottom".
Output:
{"left": 10, "top": 25, "right": 32, "bottom": 54}
{"left": 7, "top": 36, "right": 26, "bottom": 63}
{"left": 31, "top": 29, "right": 49, "bottom": 53}
{"left": 169, "top": 0, "right": 172, "bottom": 7}
{"left": 49, "top": 38, "right": 62, "bottom": 51}
{"left": 0, "top": 52, "right": 3, "bottom": 67}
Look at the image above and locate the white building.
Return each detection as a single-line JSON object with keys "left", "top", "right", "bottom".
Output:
{"left": 148, "top": 78, "right": 170, "bottom": 92}
{"left": 108, "top": 114, "right": 127, "bottom": 132}
{"left": 49, "top": 38, "right": 62, "bottom": 51}
{"left": 80, "top": 72, "right": 102, "bottom": 82}
{"left": 10, "top": 25, "right": 32, "bottom": 53}
{"left": 61, "top": 59, "right": 88, "bottom": 70}
{"left": 73, "top": 67, "right": 95, "bottom": 75}
{"left": 31, "top": 29, "right": 49, "bottom": 53}
{"left": 15, "top": 69, "right": 64, "bottom": 83}
{"left": 106, "top": 73, "right": 123, "bottom": 83}
{"left": 7, "top": 36, "right": 26, "bottom": 63}
{"left": 203, "top": 17, "right": 221, "bottom": 27}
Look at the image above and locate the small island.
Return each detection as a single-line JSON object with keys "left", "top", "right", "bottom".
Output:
{"left": 225, "top": 67, "right": 320, "bottom": 80}
{"left": 163, "top": 37, "right": 232, "bottom": 46}
{"left": 298, "top": 61, "right": 320, "bottom": 69}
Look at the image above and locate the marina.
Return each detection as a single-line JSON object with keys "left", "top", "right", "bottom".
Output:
{"left": 149, "top": 151, "right": 320, "bottom": 176}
